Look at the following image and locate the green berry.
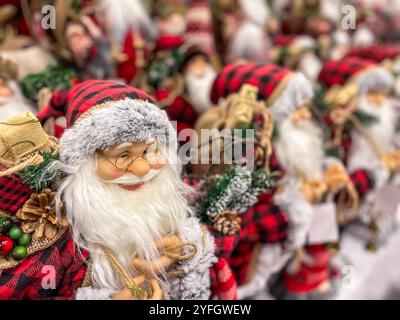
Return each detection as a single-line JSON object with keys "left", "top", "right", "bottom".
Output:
{"left": 8, "top": 227, "right": 22, "bottom": 240}
{"left": 18, "top": 233, "right": 32, "bottom": 246}
{"left": 11, "top": 246, "right": 28, "bottom": 261}
{"left": 0, "top": 217, "right": 13, "bottom": 233}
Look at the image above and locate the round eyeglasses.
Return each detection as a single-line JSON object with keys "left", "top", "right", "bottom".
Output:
{"left": 97, "top": 143, "right": 162, "bottom": 171}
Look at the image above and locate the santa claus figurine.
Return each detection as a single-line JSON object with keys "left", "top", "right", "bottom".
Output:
{"left": 26, "top": 80, "right": 236, "bottom": 300}
{"left": 318, "top": 57, "right": 400, "bottom": 247}
{"left": 345, "top": 45, "right": 400, "bottom": 99}
{"left": 210, "top": 62, "right": 350, "bottom": 299}
{"left": 184, "top": 0, "right": 218, "bottom": 65}
{"left": 24, "top": 0, "right": 114, "bottom": 80}
{"left": 0, "top": 58, "right": 35, "bottom": 121}
{"left": 144, "top": 44, "right": 218, "bottom": 136}
{"left": 96, "top": 0, "right": 156, "bottom": 84}
{"left": 272, "top": 34, "right": 322, "bottom": 82}
{"left": 224, "top": 0, "right": 273, "bottom": 64}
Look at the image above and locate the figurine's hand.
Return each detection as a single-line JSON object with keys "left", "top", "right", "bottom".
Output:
{"left": 381, "top": 151, "right": 400, "bottom": 172}
{"left": 112, "top": 275, "right": 144, "bottom": 300}
{"left": 300, "top": 179, "right": 328, "bottom": 204}
{"left": 112, "top": 276, "right": 163, "bottom": 300}
{"left": 132, "top": 236, "right": 183, "bottom": 276}
{"left": 323, "top": 163, "right": 349, "bottom": 193}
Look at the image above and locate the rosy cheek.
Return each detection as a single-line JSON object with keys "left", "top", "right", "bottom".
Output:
{"left": 151, "top": 162, "right": 165, "bottom": 170}
{"left": 96, "top": 160, "right": 125, "bottom": 181}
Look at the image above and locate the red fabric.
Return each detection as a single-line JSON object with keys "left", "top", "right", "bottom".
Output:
{"left": 0, "top": 173, "right": 33, "bottom": 214}
{"left": 165, "top": 96, "right": 199, "bottom": 135}
{"left": 210, "top": 258, "right": 237, "bottom": 300}
{"left": 117, "top": 31, "right": 150, "bottom": 83}
{"left": 283, "top": 245, "right": 332, "bottom": 294}
{"left": 346, "top": 45, "right": 400, "bottom": 63}
{"left": 154, "top": 35, "right": 184, "bottom": 52}
{"left": 318, "top": 57, "right": 375, "bottom": 89}
{"left": 117, "top": 31, "right": 136, "bottom": 83}
{"left": 228, "top": 191, "right": 289, "bottom": 285}
{"left": 211, "top": 63, "right": 291, "bottom": 104}
{"left": 0, "top": 230, "right": 89, "bottom": 300}
{"left": 273, "top": 34, "right": 297, "bottom": 46}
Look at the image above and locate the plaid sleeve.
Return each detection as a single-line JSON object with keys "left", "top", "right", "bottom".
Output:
{"left": 228, "top": 193, "right": 289, "bottom": 284}
{"left": 210, "top": 258, "right": 237, "bottom": 300}
{"left": 0, "top": 231, "right": 88, "bottom": 300}
{"left": 166, "top": 96, "right": 199, "bottom": 126}
{"left": 0, "top": 173, "right": 33, "bottom": 214}
{"left": 350, "top": 169, "right": 375, "bottom": 201}
{"left": 244, "top": 193, "right": 289, "bottom": 244}
{"left": 206, "top": 224, "right": 239, "bottom": 260}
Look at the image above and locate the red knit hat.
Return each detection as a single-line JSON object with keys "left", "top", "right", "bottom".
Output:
{"left": 345, "top": 45, "right": 400, "bottom": 64}
{"left": 318, "top": 57, "right": 394, "bottom": 94}
{"left": 154, "top": 34, "right": 184, "bottom": 52}
{"left": 38, "top": 80, "right": 177, "bottom": 166}
{"left": 211, "top": 63, "right": 314, "bottom": 122}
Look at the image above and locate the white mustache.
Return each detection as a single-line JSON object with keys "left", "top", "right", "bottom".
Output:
{"left": 100, "top": 169, "right": 161, "bottom": 185}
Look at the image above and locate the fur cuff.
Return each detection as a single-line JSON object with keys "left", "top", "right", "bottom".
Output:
{"left": 75, "top": 287, "right": 116, "bottom": 300}
{"left": 168, "top": 217, "right": 217, "bottom": 300}
{"left": 274, "top": 181, "right": 314, "bottom": 249}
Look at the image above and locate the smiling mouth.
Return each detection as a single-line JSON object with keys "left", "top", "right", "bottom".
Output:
{"left": 119, "top": 182, "right": 145, "bottom": 191}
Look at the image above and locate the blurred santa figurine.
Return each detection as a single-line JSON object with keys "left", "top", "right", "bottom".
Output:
{"left": 184, "top": 0, "right": 218, "bottom": 65}
{"left": 318, "top": 57, "right": 400, "bottom": 247}
{"left": 145, "top": 44, "right": 218, "bottom": 135}
{"left": 210, "top": 63, "right": 351, "bottom": 299}
{"left": 0, "top": 58, "right": 35, "bottom": 121}
{"left": 96, "top": 0, "right": 157, "bottom": 83}
{"left": 226, "top": 0, "right": 273, "bottom": 63}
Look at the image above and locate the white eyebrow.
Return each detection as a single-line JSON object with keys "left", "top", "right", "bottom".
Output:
{"left": 116, "top": 142, "right": 134, "bottom": 150}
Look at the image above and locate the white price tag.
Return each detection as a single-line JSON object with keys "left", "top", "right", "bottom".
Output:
{"left": 373, "top": 185, "right": 400, "bottom": 216}
{"left": 307, "top": 202, "right": 339, "bottom": 245}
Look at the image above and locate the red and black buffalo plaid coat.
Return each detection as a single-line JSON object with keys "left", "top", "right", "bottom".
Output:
{"left": 184, "top": 172, "right": 289, "bottom": 286}
{"left": 0, "top": 170, "right": 237, "bottom": 300}
{"left": 318, "top": 58, "right": 377, "bottom": 201}
{"left": 227, "top": 153, "right": 289, "bottom": 285}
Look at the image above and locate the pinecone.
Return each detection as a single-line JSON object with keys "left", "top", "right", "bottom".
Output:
{"left": 213, "top": 211, "right": 241, "bottom": 236}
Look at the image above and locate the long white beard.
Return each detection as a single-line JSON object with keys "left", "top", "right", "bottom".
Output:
{"left": 348, "top": 96, "right": 396, "bottom": 171}
{"left": 274, "top": 118, "right": 324, "bottom": 180}
{"left": 298, "top": 52, "right": 322, "bottom": 82}
{"left": 185, "top": 66, "right": 217, "bottom": 114}
{"left": 98, "top": 0, "right": 157, "bottom": 43}
{"left": 54, "top": 156, "right": 190, "bottom": 291}
{"left": 0, "top": 82, "right": 35, "bottom": 121}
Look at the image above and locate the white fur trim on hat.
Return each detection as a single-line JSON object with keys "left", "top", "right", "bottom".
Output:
{"left": 356, "top": 67, "right": 395, "bottom": 95}
{"left": 60, "top": 98, "right": 177, "bottom": 166}
{"left": 269, "top": 73, "right": 314, "bottom": 123}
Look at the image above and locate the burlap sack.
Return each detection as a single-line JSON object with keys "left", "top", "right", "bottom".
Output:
{"left": 0, "top": 113, "right": 62, "bottom": 273}
{"left": 0, "top": 112, "right": 58, "bottom": 176}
